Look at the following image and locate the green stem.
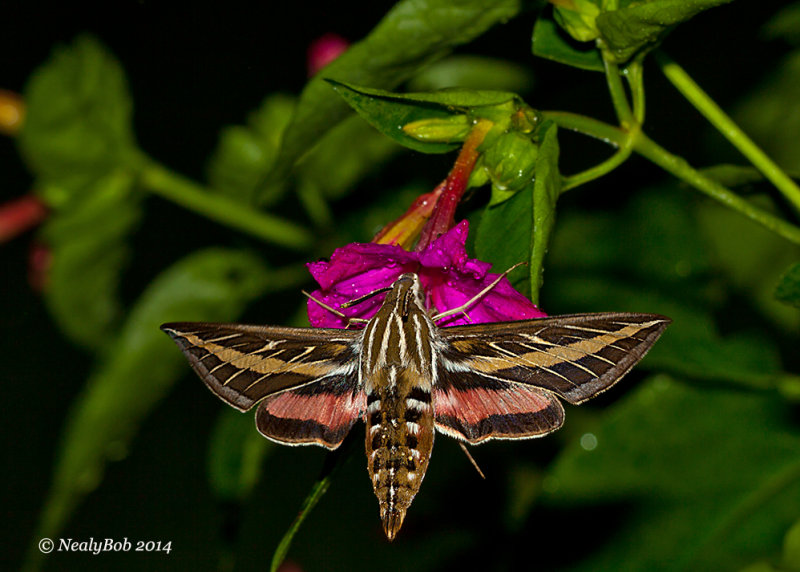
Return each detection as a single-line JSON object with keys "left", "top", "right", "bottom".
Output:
{"left": 270, "top": 438, "right": 353, "bottom": 572}
{"left": 139, "top": 160, "right": 314, "bottom": 251}
{"left": 544, "top": 111, "right": 626, "bottom": 146}
{"left": 270, "top": 477, "right": 332, "bottom": 572}
{"left": 625, "top": 60, "right": 646, "bottom": 125}
{"left": 562, "top": 129, "right": 637, "bottom": 192}
{"left": 545, "top": 111, "right": 800, "bottom": 245}
{"left": 655, "top": 51, "right": 800, "bottom": 212}
{"left": 603, "top": 53, "right": 635, "bottom": 127}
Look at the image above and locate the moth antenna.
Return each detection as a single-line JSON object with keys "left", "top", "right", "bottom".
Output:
{"left": 432, "top": 262, "right": 527, "bottom": 323}
{"left": 302, "top": 290, "right": 368, "bottom": 324}
{"left": 459, "top": 442, "right": 485, "bottom": 480}
{"left": 340, "top": 286, "right": 393, "bottom": 309}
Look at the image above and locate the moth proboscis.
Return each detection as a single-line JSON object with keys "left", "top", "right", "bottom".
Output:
{"left": 161, "top": 273, "right": 669, "bottom": 540}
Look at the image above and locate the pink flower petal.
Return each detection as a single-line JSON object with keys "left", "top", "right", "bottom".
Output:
{"left": 306, "top": 221, "right": 545, "bottom": 328}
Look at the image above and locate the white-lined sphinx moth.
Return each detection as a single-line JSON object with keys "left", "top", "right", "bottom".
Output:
{"left": 162, "top": 273, "right": 669, "bottom": 539}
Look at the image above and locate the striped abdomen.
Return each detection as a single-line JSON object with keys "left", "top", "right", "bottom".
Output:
{"left": 365, "top": 369, "right": 434, "bottom": 540}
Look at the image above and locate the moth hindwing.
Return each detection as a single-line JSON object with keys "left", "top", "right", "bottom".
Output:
{"left": 161, "top": 272, "right": 669, "bottom": 539}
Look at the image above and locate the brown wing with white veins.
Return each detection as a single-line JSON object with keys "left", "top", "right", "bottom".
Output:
{"left": 161, "top": 322, "right": 363, "bottom": 449}
{"left": 437, "top": 312, "right": 670, "bottom": 406}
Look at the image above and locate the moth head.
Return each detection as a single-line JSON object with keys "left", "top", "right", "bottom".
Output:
{"left": 392, "top": 273, "right": 425, "bottom": 313}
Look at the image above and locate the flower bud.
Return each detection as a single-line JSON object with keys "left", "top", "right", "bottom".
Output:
{"left": 550, "top": 0, "right": 601, "bottom": 43}
{"left": 402, "top": 115, "right": 471, "bottom": 143}
{"left": 481, "top": 131, "right": 538, "bottom": 194}
{"left": 307, "top": 34, "right": 349, "bottom": 76}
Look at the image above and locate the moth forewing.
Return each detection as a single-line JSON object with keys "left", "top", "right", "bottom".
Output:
{"left": 159, "top": 321, "right": 364, "bottom": 448}
{"left": 437, "top": 312, "right": 671, "bottom": 407}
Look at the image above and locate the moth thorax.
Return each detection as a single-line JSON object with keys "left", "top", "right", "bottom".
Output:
{"left": 365, "top": 379, "right": 434, "bottom": 540}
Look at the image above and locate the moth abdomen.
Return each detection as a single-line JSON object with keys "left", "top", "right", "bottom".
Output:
{"left": 364, "top": 368, "right": 435, "bottom": 540}
{"left": 368, "top": 426, "right": 430, "bottom": 540}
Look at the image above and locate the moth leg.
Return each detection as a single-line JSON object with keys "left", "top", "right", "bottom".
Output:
{"left": 458, "top": 442, "right": 485, "bottom": 479}
{"left": 302, "top": 291, "right": 369, "bottom": 325}
{"left": 432, "top": 262, "right": 527, "bottom": 323}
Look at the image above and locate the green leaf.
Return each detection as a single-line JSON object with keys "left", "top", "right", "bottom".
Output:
{"left": 29, "top": 249, "right": 271, "bottom": 565}
{"left": 475, "top": 124, "right": 559, "bottom": 302}
{"left": 475, "top": 179, "right": 534, "bottom": 297}
{"left": 207, "top": 94, "right": 296, "bottom": 205}
{"left": 529, "top": 122, "right": 561, "bottom": 304}
{"left": 596, "top": 0, "right": 735, "bottom": 65}
{"left": 18, "top": 34, "right": 136, "bottom": 194}
{"left": 328, "top": 80, "right": 521, "bottom": 110}
{"left": 775, "top": 262, "right": 800, "bottom": 308}
{"left": 542, "top": 375, "right": 800, "bottom": 571}
{"left": 208, "top": 408, "right": 273, "bottom": 501}
{"left": 299, "top": 116, "right": 403, "bottom": 201}
{"left": 39, "top": 170, "right": 141, "bottom": 351}
{"left": 15, "top": 35, "right": 144, "bottom": 351}
{"left": 329, "top": 80, "right": 519, "bottom": 153}
{"left": 407, "top": 55, "right": 534, "bottom": 94}
{"left": 267, "top": 0, "right": 525, "bottom": 193}
{"left": 532, "top": 8, "right": 604, "bottom": 72}
{"left": 535, "top": 0, "right": 735, "bottom": 69}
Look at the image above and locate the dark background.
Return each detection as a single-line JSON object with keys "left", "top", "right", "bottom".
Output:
{"left": 1, "top": 1, "right": 792, "bottom": 570}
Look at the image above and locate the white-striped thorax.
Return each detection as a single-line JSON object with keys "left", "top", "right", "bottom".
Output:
{"left": 360, "top": 273, "right": 435, "bottom": 377}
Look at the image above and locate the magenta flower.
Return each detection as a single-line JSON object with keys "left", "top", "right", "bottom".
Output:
{"left": 306, "top": 220, "right": 546, "bottom": 328}
{"left": 306, "top": 33, "right": 349, "bottom": 76}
